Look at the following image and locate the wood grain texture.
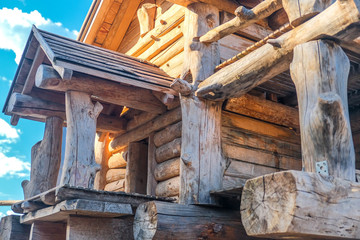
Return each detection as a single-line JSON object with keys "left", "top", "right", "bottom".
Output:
{"left": 147, "top": 133, "right": 157, "bottom": 195}
{"left": 155, "top": 138, "right": 181, "bottom": 163}
{"left": 94, "top": 133, "right": 110, "bottom": 191}
{"left": 197, "top": 0, "right": 360, "bottom": 100}
{"left": 0, "top": 215, "right": 30, "bottom": 240}
{"left": 108, "top": 150, "right": 128, "bottom": 169}
{"left": 153, "top": 121, "right": 181, "bottom": 147}
{"left": 60, "top": 91, "right": 102, "bottom": 188}
{"left": 291, "top": 40, "right": 355, "bottom": 181}
{"left": 241, "top": 170, "right": 360, "bottom": 239}
{"left": 29, "top": 222, "right": 66, "bottom": 240}
{"left": 154, "top": 158, "right": 180, "bottom": 181}
{"left": 21, "top": 117, "right": 62, "bottom": 199}
{"left": 155, "top": 176, "right": 180, "bottom": 197}
{"left": 105, "top": 168, "right": 126, "bottom": 183}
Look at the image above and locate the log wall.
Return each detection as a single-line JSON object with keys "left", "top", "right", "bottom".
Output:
{"left": 104, "top": 148, "right": 128, "bottom": 192}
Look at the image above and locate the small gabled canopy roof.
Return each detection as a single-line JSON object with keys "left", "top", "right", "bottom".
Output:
{"left": 3, "top": 26, "right": 176, "bottom": 126}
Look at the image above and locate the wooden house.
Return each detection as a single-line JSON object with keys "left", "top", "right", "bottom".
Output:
{"left": 1, "top": 0, "right": 360, "bottom": 239}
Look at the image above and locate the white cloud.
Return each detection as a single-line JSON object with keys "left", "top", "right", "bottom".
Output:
{"left": 0, "top": 7, "right": 79, "bottom": 63}
{"left": 0, "top": 212, "right": 5, "bottom": 218}
{"left": 0, "top": 118, "right": 29, "bottom": 178}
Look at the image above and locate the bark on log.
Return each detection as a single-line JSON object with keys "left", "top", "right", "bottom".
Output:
{"left": 290, "top": 40, "right": 355, "bottom": 181}
{"left": 241, "top": 170, "right": 360, "bottom": 239}
{"left": 282, "top": 0, "right": 335, "bottom": 26}
{"left": 22, "top": 117, "right": 63, "bottom": 199}
{"left": 106, "top": 168, "right": 126, "bottom": 183}
{"left": 154, "top": 158, "right": 180, "bottom": 181}
{"left": 155, "top": 176, "right": 180, "bottom": 197}
{"left": 108, "top": 150, "right": 128, "bottom": 169}
{"left": 199, "top": 0, "right": 282, "bottom": 43}
{"left": 196, "top": 0, "right": 360, "bottom": 100}
{"left": 133, "top": 201, "right": 260, "bottom": 240}
{"left": 155, "top": 138, "right": 181, "bottom": 163}
{"left": 35, "top": 64, "right": 166, "bottom": 114}
{"left": 153, "top": 121, "right": 182, "bottom": 147}
{"left": 59, "top": 91, "right": 102, "bottom": 188}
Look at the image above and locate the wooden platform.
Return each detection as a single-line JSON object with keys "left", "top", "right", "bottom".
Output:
{"left": 12, "top": 184, "right": 174, "bottom": 214}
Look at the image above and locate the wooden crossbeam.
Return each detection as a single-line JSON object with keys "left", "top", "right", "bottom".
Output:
{"left": 196, "top": 0, "right": 360, "bottom": 101}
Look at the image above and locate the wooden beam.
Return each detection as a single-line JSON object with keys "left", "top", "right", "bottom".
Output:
{"left": 59, "top": 91, "right": 102, "bottom": 188}
{"left": 137, "top": 3, "right": 157, "bottom": 37}
{"left": 196, "top": 0, "right": 360, "bottom": 100}
{"left": 35, "top": 64, "right": 167, "bottom": 114}
{"left": 21, "top": 117, "right": 63, "bottom": 199}
{"left": 0, "top": 215, "right": 30, "bottom": 240}
{"left": 199, "top": 0, "right": 282, "bottom": 43}
{"left": 241, "top": 171, "right": 360, "bottom": 239}
{"left": 22, "top": 46, "right": 45, "bottom": 94}
{"left": 7, "top": 93, "right": 127, "bottom": 134}
{"left": 109, "top": 107, "right": 181, "bottom": 152}
{"left": 133, "top": 201, "right": 256, "bottom": 240}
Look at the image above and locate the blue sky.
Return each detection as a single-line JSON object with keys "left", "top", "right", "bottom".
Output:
{"left": 0, "top": 0, "right": 92, "bottom": 217}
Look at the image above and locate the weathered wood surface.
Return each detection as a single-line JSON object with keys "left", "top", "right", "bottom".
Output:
{"left": 291, "top": 40, "right": 355, "bottom": 181}
{"left": 153, "top": 121, "right": 182, "bottom": 147}
{"left": 109, "top": 107, "right": 181, "bottom": 152}
{"left": 21, "top": 117, "right": 63, "bottom": 199}
{"left": 154, "top": 158, "right": 180, "bottom": 181}
{"left": 199, "top": 0, "right": 282, "bottom": 43}
{"left": 133, "top": 201, "right": 262, "bottom": 240}
{"left": 108, "top": 150, "right": 128, "bottom": 169}
{"left": 67, "top": 216, "right": 134, "bottom": 240}
{"left": 147, "top": 134, "right": 157, "bottom": 196}
{"left": 106, "top": 168, "right": 126, "bottom": 183}
{"left": 156, "top": 176, "right": 180, "bottom": 197}
{"left": 282, "top": 0, "right": 335, "bottom": 26}
{"left": 137, "top": 3, "right": 157, "bottom": 37}
{"left": 29, "top": 222, "right": 66, "bottom": 240}
{"left": 125, "top": 142, "right": 148, "bottom": 194}
{"left": 59, "top": 91, "right": 102, "bottom": 188}
{"left": 0, "top": 215, "right": 30, "bottom": 240}
{"left": 94, "top": 133, "right": 110, "bottom": 191}
{"left": 241, "top": 171, "right": 360, "bottom": 239}
{"left": 126, "top": 112, "right": 159, "bottom": 131}
{"left": 197, "top": 0, "right": 360, "bottom": 100}
{"left": 21, "top": 199, "right": 133, "bottom": 224}
{"left": 104, "top": 179, "right": 125, "bottom": 192}
{"left": 7, "top": 93, "right": 126, "bottom": 133}
{"left": 155, "top": 138, "right": 181, "bottom": 163}
{"left": 224, "top": 94, "right": 299, "bottom": 130}
{"left": 35, "top": 64, "right": 167, "bottom": 114}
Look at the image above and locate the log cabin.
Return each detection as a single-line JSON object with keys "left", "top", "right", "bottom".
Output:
{"left": 1, "top": 0, "right": 360, "bottom": 239}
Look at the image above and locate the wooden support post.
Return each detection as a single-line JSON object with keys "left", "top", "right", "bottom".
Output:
{"left": 29, "top": 221, "right": 66, "bottom": 240}
{"left": 291, "top": 40, "right": 355, "bottom": 181}
{"left": 22, "top": 116, "right": 63, "bottom": 199}
{"left": 125, "top": 142, "right": 148, "bottom": 194}
{"left": 133, "top": 201, "right": 258, "bottom": 240}
{"left": 240, "top": 41, "right": 359, "bottom": 239}
{"left": 0, "top": 215, "right": 30, "bottom": 240}
{"left": 59, "top": 91, "right": 103, "bottom": 189}
{"left": 176, "top": 2, "right": 226, "bottom": 205}
{"left": 147, "top": 134, "right": 157, "bottom": 195}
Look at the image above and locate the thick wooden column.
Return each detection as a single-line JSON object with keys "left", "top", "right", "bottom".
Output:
{"left": 240, "top": 40, "right": 359, "bottom": 239}
{"left": 0, "top": 215, "right": 30, "bottom": 240}
{"left": 177, "top": 2, "right": 226, "bottom": 205}
{"left": 29, "top": 222, "right": 66, "bottom": 240}
{"left": 22, "top": 116, "right": 63, "bottom": 199}
{"left": 291, "top": 40, "right": 355, "bottom": 181}
{"left": 59, "top": 91, "right": 103, "bottom": 189}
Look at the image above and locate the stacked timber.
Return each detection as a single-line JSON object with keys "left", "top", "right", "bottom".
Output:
{"left": 104, "top": 148, "right": 128, "bottom": 192}
{"left": 153, "top": 121, "right": 182, "bottom": 198}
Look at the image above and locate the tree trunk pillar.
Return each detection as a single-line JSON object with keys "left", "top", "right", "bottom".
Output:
{"left": 59, "top": 91, "right": 103, "bottom": 188}
{"left": 290, "top": 39, "right": 355, "bottom": 181}
{"left": 177, "top": 2, "right": 226, "bottom": 205}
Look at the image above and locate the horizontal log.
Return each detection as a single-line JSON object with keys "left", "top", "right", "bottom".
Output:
{"left": 104, "top": 179, "right": 125, "bottom": 192}
{"left": 154, "top": 121, "right": 182, "bottom": 147}
{"left": 225, "top": 159, "right": 279, "bottom": 180}
{"left": 126, "top": 112, "right": 159, "bottom": 131}
{"left": 154, "top": 158, "right": 180, "bottom": 181}
{"left": 134, "top": 200, "right": 263, "bottom": 240}
{"left": 7, "top": 93, "right": 126, "bottom": 133}
{"left": 109, "top": 107, "right": 181, "bottom": 152}
{"left": 35, "top": 64, "right": 166, "bottom": 114}
{"left": 155, "top": 176, "right": 180, "bottom": 197}
{"left": 155, "top": 138, "right": 181, "bottom": 163}
{"left": 108, "top": 150, "right": 128, "bottom": 169}
{"left": 106, "top": 168, "right": 126, "bottom": 183}
{"left": 224, "top": 94, "right": 299, "bottom": 130}
{"left": 241, "top": 170, "right": 360, "bottom": 239}
{"left": 197, "top": 0, "right": 360, "bottom": 100}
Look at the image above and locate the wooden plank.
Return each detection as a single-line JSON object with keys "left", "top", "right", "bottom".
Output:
{"left": 0, "top": 215, "right": 30, "bottom": 240}
{"left": 109, "top": 107, "right": 181, "bottom": 152}
{"left": 147, "top": 133, "right": 157, "bottom": 195}
{"left": 67, "top": 216, "right": 134, "bottom": 240}
{"left": 29, "top": 222, "right": 66, "bottom": 240}
{"left": 226, "top": 158, "right": 279, "bottom": 180}
{"left": 21, "top": 199, "right": 133, "bottom": 224}
{"left": 102, "top": 0, "right": 142, "bottom": 50}
{"left": 197, "top": 0, "right": 360, "bottom": 100}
